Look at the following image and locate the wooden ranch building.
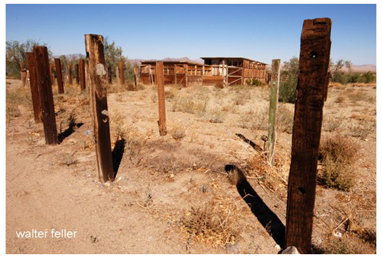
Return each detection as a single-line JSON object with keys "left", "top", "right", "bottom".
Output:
{"left": 139, "top": 57, "right": 267, "bottom": 86}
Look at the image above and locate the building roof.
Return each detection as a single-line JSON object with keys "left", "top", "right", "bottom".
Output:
{"left": 200, "top": 57, "right": 267, "bottom": 65}
{"left": 141, "top": 60, "right": 203, "bottom": 66}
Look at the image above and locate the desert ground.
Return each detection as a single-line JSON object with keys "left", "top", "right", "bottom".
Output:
{"left": 6, "top": 78, "right": 376, "bottom": 254}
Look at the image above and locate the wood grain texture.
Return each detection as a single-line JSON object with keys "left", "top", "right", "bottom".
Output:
{"left": 34, "top": 46, "right": 58, "bottom": 144}
{"left": 285, "top": 18, "right": 332, "bottom": 254}
{"left": 267, "top": 59, "right": 280, "bottom": 165}
{"left": 26, "top": 52, "right": 42, "bottom": 123}
{"left": 156, "top": 62, "right": 167, "bottom": 136}
{"left": 85, "top": 34, "right": 114, "bottom": 183}
{"left": 54, "top": 58, "right": 64, "bottom": 94}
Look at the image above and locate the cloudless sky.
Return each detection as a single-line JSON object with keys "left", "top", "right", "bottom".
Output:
{"left": 6, "top": 4, "right": 376, "bottom": 65}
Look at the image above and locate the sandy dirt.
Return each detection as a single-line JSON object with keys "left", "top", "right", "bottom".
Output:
{"left": 5, "top": 79, "right": 376, "bottom": 254}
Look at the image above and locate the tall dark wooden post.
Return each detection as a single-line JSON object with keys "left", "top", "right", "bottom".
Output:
{"left": 267, "top": 59, "right": 281, "bottom": 165}
{"left": 80, "top": 59, "right": 86, "bottom": 91}
{"left": 85, "top": 34, "right": 114, "bottom": 183}
{"left": 68, "top": 64, "right": 73, "bottom": 85}
{"left": 119, "top": 61, "right": 125, "bottom": 85}
{"left": 285, "top": 18, "right": 332, "bottom": 254}
{"left": 156, "top": 62, "right": 167, "bottom": 136}
{"left": 54, "top": 58, "right": 64, "bottom": 93}
{"left": 33, "top": 46, "right": 58, "bottom": 145}
{"left": 108, "top": 66, "right": 112, "bottom": 84}
{"left": 26, "top": 52, "right": 42, "bottom": 123}
{"left": 75, "top": 64, "right": 80, "bottom": 84}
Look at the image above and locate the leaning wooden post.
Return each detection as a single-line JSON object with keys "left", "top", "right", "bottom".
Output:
{"left": 285, "top": 18, "right": 332, "bottom": 254}
{"left": 68, "top": 64, "right": 73, "bottom": 85}
{"left": 267, "top": 59, "right": 281, "bottom": 165}
{"left": 33, "top": 46, "right": 58, "bottom": 144}
{"left": 79, "top": 59, "right": 86, "bottom": 91}
{"left": 156, "top": 61, "right": 167, "bottom": 136}
{"left": 26, "top": 52, "right": 42, "bottom": 123}
{"left": 54, "top": 58, "right": 64, "bottom": 93}
{"left": 119, "top": 61, "right": 125, "bottom": 85}
{"left": 85, "top": 34, "right": 114, "bottom": 183}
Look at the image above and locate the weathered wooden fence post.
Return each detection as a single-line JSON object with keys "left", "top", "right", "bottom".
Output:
{"left": 75, "top": 64, "right": 80, "bottom": 85}
{"left": 20, "top": 62, "right": 27, "bottom": 87}
{"left": 49, "top": 63, "right": 55, "bottom": 86}
{"left": 267, "top": 59, "right": 281, "bottom": 165}
{"left": 115, "top": 65, "right": 120, "bottom": 86}
{"left": 26, "top": 52, "right": 42, "bottom": 123}
{"left": 120, "top": 61, "right": 125, "bottom": 85}
{"left": 80, "top": 59, "right": 86, "bottom": 91}
{"left": 54, "top": 58, "right": 64, "bottom": 93}
{"left": 285, "top": 18, "right": 332, "bottom": 254}
{"left": 33, "top": 46, "right": 58, "bottom": 144}
{"left": 85, "top": 34, "right": 114, "bottom": 183}
{"left": 68, "top": 64, "right": 73, "bottom": 85}
{"left": 156, "top": 61, "right": 167, "bottom": 136}
{"left": 108, "top": 66, "right": 112, "bottom": 84}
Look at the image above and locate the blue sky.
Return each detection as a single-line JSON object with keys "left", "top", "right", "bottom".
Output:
{"left": 6, "top": 4, "right": 376, "bottom": 65}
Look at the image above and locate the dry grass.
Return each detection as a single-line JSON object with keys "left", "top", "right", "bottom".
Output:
{"left": 318, "top": 133, "right": 360, "bottom": 191}
{"left": 180, "top": 200, "right": 239, "bottom": 249}
{"left": 276, "top": 104, "right": 294, "bottom": 134}
{"left": 237, "top": 107, "right": 268, "bottom": 131}
{"left": 6, "top": 87, "right": 32, "bottom": 121}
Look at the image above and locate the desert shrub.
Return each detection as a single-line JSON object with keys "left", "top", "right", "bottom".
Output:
{"left": 200, "top": 108, "right": 225, "bottom": 123}
{"left": 279, "top": 57, "right": 299, "bottom": 103}
{"left": 232, "top": 90, "right": 251, "bottom": 106}
{"left": 180, "top": 202, "right": 239, "bottom": 248}
{"left": 348, "top": 122, "right": 375, "bottom": 141}
{"left": 172, "top": 95, "right": 209, "bottom": 115}
{"left": 246, "top": 78, "right": 263, "bottom": 86}
{"left": 318, "top": 133, "right": 359, "bottom": 191}
{"left": 170, "top": 124, "right": 186, "bottom": 141}
{"left": 335, "top": 95, "right": 346, "bottom": 104}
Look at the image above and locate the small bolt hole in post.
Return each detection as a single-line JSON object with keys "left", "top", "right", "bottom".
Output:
{"left": 297, "top": 187, "right": 306, "bottom": 195}
{"left": 310, "top": 51, "right": 318, "bottom": 59}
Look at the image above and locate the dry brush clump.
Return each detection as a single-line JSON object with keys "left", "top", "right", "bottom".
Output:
{"left": 180, "top": 200, "right": 240, "bottom": 249}
{"left": 170, "top": 123, "right": 186, "bottom": 141}
{"left": 318, "top": 133, "right": 360, "bottom": 191}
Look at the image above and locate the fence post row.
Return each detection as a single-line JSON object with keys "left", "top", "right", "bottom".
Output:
{"left": 54, "top": 58, "right": 64, "bottom": 94}
{"left": 85, "top": 34, "right": 114, "bottom": 183}
{"left": 33, "top": 46, "right": 58, "bottom": 145}
{"left": 267, "top": 59, "right": 281, "bottom": 165}
{"left": 156, "top": 61, "right": 167, "bottom": 136}
{"left": 26, "top": 52, "right": 42, "bottom": 123}
{"left": 285, "top": 18, "right": 332, "bottom": 254}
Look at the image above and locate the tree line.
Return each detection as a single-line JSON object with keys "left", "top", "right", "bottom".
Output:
{"left": 6, "top": 38, "right": 137, "bottom": 82}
